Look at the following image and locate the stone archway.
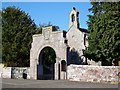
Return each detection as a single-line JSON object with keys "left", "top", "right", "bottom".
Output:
{"left": 30, "top": 27, "right": 69, "bottom": 80}
{"left": 37, "top": 46, "right": 56, "bottom": 80}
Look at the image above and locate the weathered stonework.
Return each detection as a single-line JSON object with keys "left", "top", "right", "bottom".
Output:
{"left": 2, "top": 67, "right": 11, "bottom": 78}
{"left": 11, "top": 67, "right": 30, "bottom": 79}
{"left": 0, "top": 66, "right": 30, "bottom": 79}
{"left": 67, "top": 65, "right": 119, "bottom": 83}
{"left": 30, "top": 30, "right": 68, "bottom": 80}
{"left": 30, "top": 7, "right": 111, "bottom": 81}
{"left": 1, "top": 7, "right": 118, "bottom": 85}
{"left": 67, "top": 7, "right": 90, "bottom": 65}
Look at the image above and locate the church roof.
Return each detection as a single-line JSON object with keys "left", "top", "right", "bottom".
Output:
{"left": 79, "top": 28, "right": 88, "bottom": 33}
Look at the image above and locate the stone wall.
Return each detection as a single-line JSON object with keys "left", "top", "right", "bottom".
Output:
{"left": 2, "top": 67, "right": 12, "bottom": 78}
{"left": 11, "top": 67, "right": 30, "bottom": 79}
{"left": 67, "top": 65, "right": 119, "bottom": 84}
{"left": 0, "top": 66, "right": 30, "bottom": 79}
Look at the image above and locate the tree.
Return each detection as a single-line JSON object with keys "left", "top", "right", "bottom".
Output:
{"left": 35, "top": 24, "right": 42, "bottom": 34}
{"left": 84, "top": 2, "right": 120, "bottom": 66}
{"left": 2, "top": 6, "right": 36, "bottom": 67}
{"left": 41, "top": 47, "right": 56, "bottom": 66}
{"left": 0, "top": 10, "right": 2, "bottom": 63}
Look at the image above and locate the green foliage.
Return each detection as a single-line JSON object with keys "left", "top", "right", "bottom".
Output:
{"left": 35, "top": 25, "right": 42, "bottom": 34}
{"left": 2, "top": 6, "right": 36, "bottom": 67}
{"left": 42, "top": 47, "right": 56, "bottom": 66}
{"left": 85, "top": 2, "right": 120, "bottom": 65}
{"left": 0, "top": 10, "right": 2, "bottom": 63}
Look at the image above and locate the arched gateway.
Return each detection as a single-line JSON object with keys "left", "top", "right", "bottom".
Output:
{"left": 38, "top": 46, "right": 56, "bottom": 80}
{"left": 30, "top": 7, "right": 89, "bottom": 80}
{"left": 30, "top": 26, "right": 69, "bottom": 80}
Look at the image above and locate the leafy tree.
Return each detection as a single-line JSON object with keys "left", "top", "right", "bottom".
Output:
{"left": 84, "top": 2, "right": 120, "bottom": 66}
{"left": 2, "top": 6, "right": 36, "bottom": 67}
{"left": 41, "top": 47, "right": 56, "bottom": 66}
{"left": 0, "top": 10, "right": 2, "bottom": 63}
{"left": 35, "top": 24, "right": 42, "bottom": 34}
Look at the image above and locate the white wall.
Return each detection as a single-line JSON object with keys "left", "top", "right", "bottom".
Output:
{"left": 2, "top": 67, "right": 12, "bottom": 78}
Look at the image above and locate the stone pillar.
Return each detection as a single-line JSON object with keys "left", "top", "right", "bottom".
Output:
{"left": 55, "top": 62, "right": 58, "bottom": 80}
{"left": 55, "top": 57, "right": 61, "bottom": 80}
{"left": 61, "top": 72, "right": 66, "bottom": 80}
{"left": 30, "top": 58, "right": 37, "bottom": 80}
{"left": 30, "top": 49, "right": 34, "bottom": 79}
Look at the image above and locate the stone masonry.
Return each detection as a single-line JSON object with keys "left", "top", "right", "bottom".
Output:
{"left": 30, "top": 30, "right": 68, "bottom": 80}
{"left": 67, "top": 65, "right": 119, "bottom": 83}
{"left": 30, "top": 7, "right": 108, "bottom": 80}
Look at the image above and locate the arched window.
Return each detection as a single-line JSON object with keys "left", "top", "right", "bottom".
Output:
{"left": 61, "top": 60, "right": 66, "bottom": 71}
{"left": 71, "top": 14, "right": 75, "bottom": 22}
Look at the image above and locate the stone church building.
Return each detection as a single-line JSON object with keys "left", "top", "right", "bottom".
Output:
{"left": 30, "top": 7, "right": 98, "bottom": 80}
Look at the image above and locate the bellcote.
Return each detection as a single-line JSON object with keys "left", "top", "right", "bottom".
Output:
{"left": 69, "top": 7, "right": 80, "bottom": 29}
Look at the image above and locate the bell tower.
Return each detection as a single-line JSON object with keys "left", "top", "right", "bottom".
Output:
{"left": 69, "top": 7, "right": 79, "bottom": 29}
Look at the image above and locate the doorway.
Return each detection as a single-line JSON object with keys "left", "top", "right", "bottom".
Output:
{"left": 37, "top": 47, "right": 56, "bottom": 80}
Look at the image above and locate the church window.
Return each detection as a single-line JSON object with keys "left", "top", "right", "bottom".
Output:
{"left": 71, "top": 14, "right": 75, "bottom": 22}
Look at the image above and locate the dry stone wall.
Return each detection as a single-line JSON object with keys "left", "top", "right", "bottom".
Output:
{"left": 67, "top": 65, "right": 119, "bottom": 84}
{"left": 0, "top": 66, "right": 30, "bottom": 79}
{"left": 11, "top": 67, "right": 30, "bottom": 79}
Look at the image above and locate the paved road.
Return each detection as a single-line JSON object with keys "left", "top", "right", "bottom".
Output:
{"left": 1, "top": 78, "right": 119, "bottom": 88}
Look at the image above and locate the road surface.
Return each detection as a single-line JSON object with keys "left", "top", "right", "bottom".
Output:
{"left": 1, "top": 78, "right": 119, "bottom": 88}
